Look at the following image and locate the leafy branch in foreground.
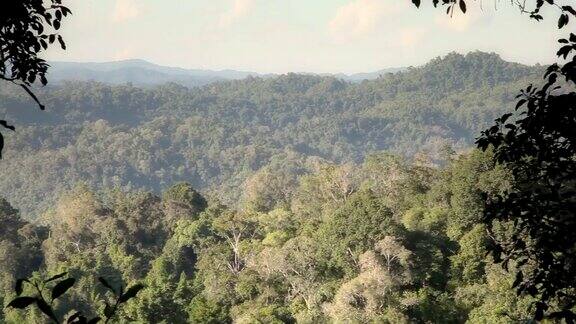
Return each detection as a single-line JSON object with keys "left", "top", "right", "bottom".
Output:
{"left": 98, "top": 277, "right": 145, "bottom": 324}
{"left": 0, "top": 0, "right": 70, "bottom": 157}
{"left": 476, "top": 33, "right": 576, "bottom": 322}
{"left": 410, "top": 0, "right": 576, "bottom": 321}
{"left": 6, "top": 272, "right": 144, "bottom": 324}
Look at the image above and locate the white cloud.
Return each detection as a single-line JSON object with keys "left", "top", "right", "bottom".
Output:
{"left": 328, "top": 0, "right": 406, "bottom": 42}
{"left": 218, "top": 0, "right": 256, "bottom": 28}
{"left": 112, "top": 0, "right": 141, "bottom": 23}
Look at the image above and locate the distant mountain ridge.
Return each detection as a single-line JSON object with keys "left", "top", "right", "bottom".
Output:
{"left": 47, "top": 59, "right": 263, "bottom": 87}
{"left": 1, "top": 51, "right": 543, "bottom": 217}
{"left": 331, "top": 68, "right": 407, "bottom": 81}
{"left": 47, "top": 59, "right": 406, "bottom": 87}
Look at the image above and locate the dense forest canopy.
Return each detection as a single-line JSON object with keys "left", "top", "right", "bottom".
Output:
{"left": 0, "top": 51, "right": 543, "bottom": 218}
{"left": 0, "top": 145, "right": 541, "bottom": 323}
{"left": 1, "top": 0, "right": 575, "bottom": 321}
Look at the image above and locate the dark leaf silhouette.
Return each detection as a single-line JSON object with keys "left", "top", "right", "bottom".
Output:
{"left": 563, "top": 6, "right": 576, "bottom": 16}
{"left": 15, "top": 279, "right": 28, "bottom": 295}
{"left": 98, "top": 277, "right": 117, "bottom": 295}
{"left": 45, "top": 272, "right": 68, "bottom": 283}
{"left": 558, "top": 14, "right": 569, "bottom": 28}
{"left": 52, "top": 277, "right": 76, "bottom": 300}
{"left": 119, "top": 284, "right": 145, "bottom": 303}
{"left": 58, "top": 35, "right": 66, "bottom": 50}
{"left": 0, "top": 120, "right": 16, "bottom": 131}
{"left": 36, "top": 298, "right": 59, "bottom": 323}
{"left": 7, "top": 297, "right": 36, "bottom": 309}
{"left": 0, "top": 132, "right": 4, "bottom": 159}
{"left": 19, "top": 84, "right": 46, "bottom": 110}
{"left": 459, "top": 0, "right": 466, "bottom": 13}
{"left": 8, "top": 274, "right": 141, "bottom": 323}
{"left": 87, "top": 317, "right": 101, "bottom": 324}
{"left": 512, "top": 271, "right": 523, "bottom": 288}
{"left": 103, "top": 303, "right": 114, "bottom": 318}
{"left": 67, "top": 312, "right": 82, "bottom": 323}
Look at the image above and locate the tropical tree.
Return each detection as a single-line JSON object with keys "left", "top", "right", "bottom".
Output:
{"left": 412, "top": 0, "right": 576, "bottom": 320}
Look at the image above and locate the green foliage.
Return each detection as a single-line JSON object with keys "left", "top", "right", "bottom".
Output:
{"left": 316, "top": 191, "right": 403, "bottom": 276}
{"left": 163, "top": 182, "right": 208, "bottom": 222}
{"left": 0, "top": 52, "right": 542, "bottom": 218}
{"left": 187, "top": 296, "right": 230, "bottom": 324}
{"left": 1, "top": 149, "right": 564, "bottom": 322}
{"left": 1, "top": 52, "right": 570, "bottom": 322}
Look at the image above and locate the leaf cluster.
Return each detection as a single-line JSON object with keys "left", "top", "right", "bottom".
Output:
{"left": 0, "top": 0, "right": 70, "bottom": 157}
{"left": 6, "top": 273, "right": 144, "bottom": 324}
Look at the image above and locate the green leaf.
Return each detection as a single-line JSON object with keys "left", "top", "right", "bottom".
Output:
{"left": 7, "top": 297, "right": 36, "bottom": 309}
{"left": 52, "top": 277, "right": 75, "bottom": 300}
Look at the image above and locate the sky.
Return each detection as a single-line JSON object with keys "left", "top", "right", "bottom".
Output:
{"left": 43, "top": 0, "right": 566, "bottom": 74}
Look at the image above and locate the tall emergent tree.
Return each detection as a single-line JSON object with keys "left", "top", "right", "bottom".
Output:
{"left": 412, "top": 0, "right": 576, "bottom": 321}
{"left": 0, "top": 0, "right": 70, "bottom": 157}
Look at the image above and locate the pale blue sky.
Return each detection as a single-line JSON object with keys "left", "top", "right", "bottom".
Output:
{"left": 43, "top": 0, "right": 565, "bottom": 73}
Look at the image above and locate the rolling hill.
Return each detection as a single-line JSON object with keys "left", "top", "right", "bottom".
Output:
{"left": 0, "top": 51, "right": 543, "bottom": 217}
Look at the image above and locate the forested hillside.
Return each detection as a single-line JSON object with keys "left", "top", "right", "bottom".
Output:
{"left": 0, "top": 51, "right": 542, "bottom": 218}
{"left": 0, "top": 148, "right": 538, "bottom": 322}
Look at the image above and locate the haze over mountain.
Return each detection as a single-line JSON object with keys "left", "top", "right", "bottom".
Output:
{"left": 47, "top": 59, "right": 406, "bottom": 87}
{"left": 1, "top": 52, "right": 542, "bottom": 218}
